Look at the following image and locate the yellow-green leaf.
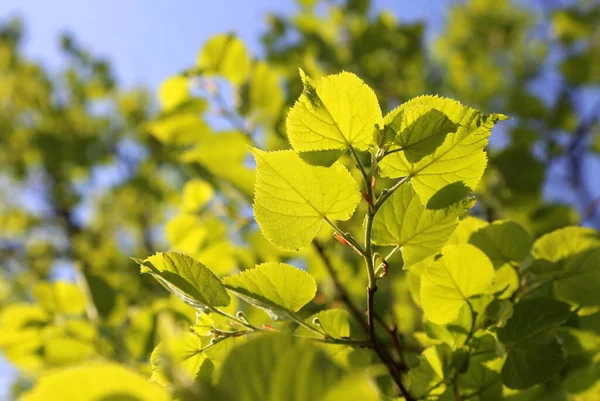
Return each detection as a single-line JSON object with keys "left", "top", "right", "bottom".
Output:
{"left": 222, "top": 262, "right": 317, "bottom": 314}
{"left": 372, "top": 183, "right": 474, "bottom": 267}
{"left": 252, "top": 148, "right": 361, "bottom": 251}
{"left": 158, "top": 75, "right": 189, "bottom": 111}
{"left": 286, "top": 70, "right": 382, "bottom": 152}
{"left": 379, "top": 96, "right": 506, "bottom": 206}
{"left": 197, "top": 34, "right": 251, "bottom": 85}
{"left": 136, "top": 252, "right": 230, "bottom": 310}
{"left": 22, "top": 363, "right": 170, "bottom": 401}
{"left": 421, "top": 244, "right": 495, "bottom": 324}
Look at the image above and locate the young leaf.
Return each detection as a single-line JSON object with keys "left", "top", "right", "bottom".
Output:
{"left": 136, "top": 252, "right": 230, "bottom": 310}
{"left": 252, "top": 148, "right": 361, "bottom": 251}
{"left": 421, "top": 244, "right": 495, "bottom": 324}
{"left": 497, "top": 297, "right": 571, "bottom": 389}
{"left": 384, "top": 106, "right": 459, "bottom": 162}
{"left": 22, "top": 363, "right": 170, "bottom": 401}
{"left": 286, "top": 70, "right": 382, "bottom": 152}
{"left": 379, "top": 96, "right": 506, "bottom": 207}
{"left": 197, "top": 34, "right": 251, "bottom": 84}
{"left": 222, "top": 263, "right": 317, "bottom": 316}
{"left": 371, "top": 183, "right": 474, "bottom": 267}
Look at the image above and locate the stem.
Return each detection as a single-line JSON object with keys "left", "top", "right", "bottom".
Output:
{"left": 294, "top": 336, "right": 371, "bottom": 347}
{"left": 323, "top": 216, "right": 366, "bottom": 256}
{"left": 368, "top": 287, "right": 415, "bottom": 401}
{"left": 288, "top": 312, "right": 329, "bottom": 337}
{"left": 73, "top": 262, "right": 99, "bottom": 323}
{"left": 374, "top": 175, "right": 412, "bottom": 211}
{"left": 209, "top": 307, "right": 262, "bottom": 331}
{"left": 364, "top": 213, "right": 377, "bottom": 288}
{"left": 312, "top": 241, "right": 369, "bottom": 333}
{"left": 463, "top": 300, "right": 477, "bottom": 347}
{"left": 348, "top": 145, "right": 371, "bottom": 196}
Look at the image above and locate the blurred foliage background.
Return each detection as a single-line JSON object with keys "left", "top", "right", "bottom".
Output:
{"left": 0, "top": 0, "right": 599, "bottom": 399}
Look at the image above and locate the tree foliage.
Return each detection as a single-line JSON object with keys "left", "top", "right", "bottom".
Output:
{"left": 1, "top": 0, "right": 599, "bottom": 400}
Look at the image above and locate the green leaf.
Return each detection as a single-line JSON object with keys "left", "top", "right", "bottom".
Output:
{"left": 286, "top": 70, "right": 382, "bottom": 152}
{"left": 458, "top": 334, "right": 503, "bottom": 400}
{"left": 553, "top": 247, "right": 600, "bottom": 306}
{"left": 252, "top": 148, "right": 361, "bottom": 251}
{"left": 295, "top": 309, "right": 350, "bottom": 338}
{"left": 136, "top": 252, "right": 230, "bottom": 310}
{"left": 22, "top": 363, "right": 170, "bottom": 401}
{"left": 222, "top": 263, "right": 317, "bottom": 315}
{"left": 532, "top": 226, "right": 600, "bottom": 264}
{"left": 408, "top": 343, "right": 454, "bottom": 398}
{"left": 379, "top": 96, "right": 506, "bottom": 206}
{"left": 298, "top": 149, "right": 345, "bottom": 167}
{"left": 421, "top": 244, "right": 495, "bottom": 324}
{"left": 447, "top": 216, "right": 489, "bottom": 245}
{"left": 372, "top": 183, "right": 474, "bottom": 267}
{"left": 197, "top": 34, "right": 251, "bottom": 85}
{"left": 469, "top": 221, "right": 533, "bottom": 268}
{"left": 150, "top": 332, "right": 213, "bottom": 387}
{"left": 212, "top": 334, "right": 379, "bottom": 401}
{"left": 384, "top": 106, "right": 459, "bottom": 162}
{"left": 497, "top": 297, "right": 571, "bottom": 389}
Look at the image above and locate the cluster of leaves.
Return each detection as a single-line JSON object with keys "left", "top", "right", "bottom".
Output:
{"left": 1, "top": 0, "right": 600, "bottom": 400}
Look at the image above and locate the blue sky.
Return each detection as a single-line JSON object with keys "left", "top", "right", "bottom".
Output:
{"left": 1, "top": 0, "right": 450, "bottom": 90}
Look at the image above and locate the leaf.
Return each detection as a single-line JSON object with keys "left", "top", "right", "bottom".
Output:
{"left": 408, "top": 343, "right": 454, "bottom": 398}
{"left": 183, "top": 130, "right": 255, "bottom": 196}
{"left": 295, "top": 309, "right": 350, "bottom": 338}
{"left": 447, "top": 216, "right": 489, "bottom": 245}
{"left": 21, "top": 363, "right": 170, "bottom": 401}
{"left": 469, "top": 221, "right": 533, "bottom": 268}
{"left": 421, "top": 244, "right": 495, "bottom": 324}
{"left": 158, "top": 75, "right": 189, "bottom": 111}
{"left": 212, "top": 334, "right": 379, "bottom": 401}
{"left": 136, "top": 252, "right": 230, "bottom": 310}
{"left": 553, "top": 247, "right": 600, "bottom": 306}
{"left": 197, "top": 34, "right": 251, "bottom": 84}
{"left": 532, "top": 226, "right": 600, "bottom": 264}
{"left": 385, "top": 107, "right": 459, "bottom": 162}
{"left": 497, "top": 297, "right": 571, "bottom": 389}
{"left": 372, "top": 183, "right": 474, "bottom": 267}
{"left": 252, "top": 148, "right": 361, "bottom": 251}
{"left": 33, "top": 281, "right": 85, "bottom": 316}
{"left": 379, "top": 96, "right": 506, "bottom": 206}
{"left": 222, "top": 263, "right": 317, "bottom": 316}
{"left": 247, "top": 61, "right": 284, "bottom": 123}
{"left": 150, "top": 332, "right": 213, "bottom": 387}
{"left": 181, "top": 179, "right": 214, "bottom": 213}
{"left": 286, "top": 70, "right": 382, "bottom": 152}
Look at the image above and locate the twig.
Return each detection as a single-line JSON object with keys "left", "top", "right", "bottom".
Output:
{"left": 312, "top": 240, "right": 369, "bottom": 333}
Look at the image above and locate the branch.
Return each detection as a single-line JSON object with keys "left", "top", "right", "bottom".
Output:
{"left": 312, "top": 240, "right": 369, "bottom": 334}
